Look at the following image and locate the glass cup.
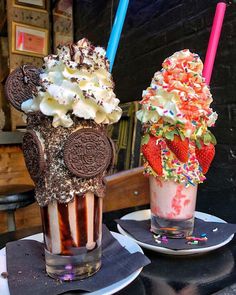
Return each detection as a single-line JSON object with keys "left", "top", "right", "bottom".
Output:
{"left": 21, "top": 113, "right": 113, "bottom": 281}
{"left": 41, "top": 192, "right": 103, "bottom": 280}
{"left": 149, "top": 176, "right": 197, "bottom": 238}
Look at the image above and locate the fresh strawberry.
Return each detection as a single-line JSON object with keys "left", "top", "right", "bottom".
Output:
{"left": 195, "top": 143, "right": 215, "bottom": 174}
{"left": 142, "top": 135, "right": 162, "bottom": 176}
{"left": 166, "top": 135, "right": 189, "bottom": 163}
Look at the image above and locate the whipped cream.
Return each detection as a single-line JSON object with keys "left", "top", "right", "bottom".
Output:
{"left": 137, "top": 49, "right": 218, "bottom": 137}
{"left": 138, "top": 49, "right": 218, "bottom": 186}
{"left": 22, "top": 39, "right": 122, "bottom": 127}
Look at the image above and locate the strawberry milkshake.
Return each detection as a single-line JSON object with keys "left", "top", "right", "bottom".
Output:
{"left": 137, "top": 49, "right": 217, "bottom": 237}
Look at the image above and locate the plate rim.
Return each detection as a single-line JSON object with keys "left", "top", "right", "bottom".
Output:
{"left": 117, "top": 209, "right": 234, "bottom": 256}
{"left": 0, "top": 231, "right": 143, "bottom": 295}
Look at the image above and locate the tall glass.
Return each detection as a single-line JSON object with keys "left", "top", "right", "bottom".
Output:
{"left": 150, "top": 176, "right": 197, "bottom": 238}
{"left": 21, "top": 113, "right": 112, "bottom": 281}
{"left": 41, "top": 192, "right": 103, "bottom": 280}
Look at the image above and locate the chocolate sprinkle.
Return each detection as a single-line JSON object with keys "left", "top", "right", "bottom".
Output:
{"left": 22, "top": 130, "right": 46, "bottom": 181}
{"left": 64, "top": 128, "right": 112, "bottom": 178}
{"left": 1, "top": 272, "right": 9, "bottom": 279}
{"left": 4, "top": 65, "right": 40, "bottom": 111}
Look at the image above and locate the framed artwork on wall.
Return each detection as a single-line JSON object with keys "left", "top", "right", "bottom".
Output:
{"left": 54, "top": 0, "right": 73, "bottom": 18}
{"left": 14, "top": 0, "right": 46, "bottom": 10}
{"left": 0, "top": 0, "right": 6, "bottom": 29}
{"left": 12, "top": 22, "right": 48, "bottom": 57}
{"left": 0, "top": 37, "right": 9, "bottom": 82}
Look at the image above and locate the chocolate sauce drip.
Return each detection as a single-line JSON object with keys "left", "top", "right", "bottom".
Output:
{"left": 69, "top": 44, "right": 75, "bottom": 61}
{"left": 57, "top": 203, "right": 76, "bottom": 255}
{"left": 21, "top": 65, "right": 28, "bottom": 84}
{"left": 41, "top": 206, "right": 51, "bottom": 252}
{"left": 75, "top": 195, "right": 87, "bottom": 247}
{"left": 79, "top": 49, "right": 84, "bottom": 65}
{"left": 93, "top": 195, "right": 100, "bottom": 243}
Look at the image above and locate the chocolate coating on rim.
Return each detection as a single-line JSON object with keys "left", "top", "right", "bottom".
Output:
{"left": 22, "top": 130, "right": 46, "bottom": 181}
{"left": 64, "top": 128, "right": 112, "bottom": 178}
{"left": 5, "top": 65, "right": 40, "bottom": 111}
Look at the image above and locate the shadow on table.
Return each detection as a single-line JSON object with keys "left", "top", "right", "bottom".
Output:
{"left": 141, "top": 245, "right": 235, "bottom": 295}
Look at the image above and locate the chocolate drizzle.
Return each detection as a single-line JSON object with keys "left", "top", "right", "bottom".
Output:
{"left": 69, "top": 44, "right": 76, "bottom": 61}
{"left": 76, "top": 195, "right": 87, "bottom": 247}
{"left": 93, "top": 196, "right": 100, "bottom": 243}
{"left": 58, "top": 202, "right": 76, "bottom": 255}
{"left": 41, "top": 195, "right": 102, "bottom": 255}
{"left": 41, "top": 206, "right": 51, "bottom": 252}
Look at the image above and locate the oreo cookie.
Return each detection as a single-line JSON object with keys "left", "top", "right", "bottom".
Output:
{"left": 64, "top": 128, "right": 112, "bottom": 178}
{"left": 22, "top": 130, "right": 46, "bottom": 181}
{"left": 5, "top": 65, "right": 40, "bottom": 111}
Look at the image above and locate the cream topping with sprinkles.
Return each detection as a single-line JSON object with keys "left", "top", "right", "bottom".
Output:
{"left": 22, "top": 38, "right": 122, "bottom": 127}
{"left": 138, "top": 50, "right": 217, "bottom": 186}
{"left": 137, "top": 49, "right": 217, "bottom": 138}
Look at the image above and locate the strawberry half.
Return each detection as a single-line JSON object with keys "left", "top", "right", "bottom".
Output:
{"left": 195, "top": 143, "right": 215, "bottom": 174}
{"left": 166, "top": 135, "right": 189, "bottom": 163}
{"left": 142, "top": 135, "right": 162, "bottom": 176}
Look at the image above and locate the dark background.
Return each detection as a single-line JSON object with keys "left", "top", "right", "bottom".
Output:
{"left": 73, "top": 0, "right": 236, "bottom": 222}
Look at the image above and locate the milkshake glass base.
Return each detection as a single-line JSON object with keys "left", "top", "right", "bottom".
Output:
{"left": 149, "top": 176, "right": 197, "bottom": 238}
{"left": 150, "top": 213, "right": 194, "bottom": 238}
{"left": 45, "top": 245, "right": 101, "bottom": 281}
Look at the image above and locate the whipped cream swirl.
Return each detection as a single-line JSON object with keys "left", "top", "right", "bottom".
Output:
{"left": 22, "top": 38, "right": 122, "bottom": 127}
{"left": 137, "top": 49, "right": 218, "bottom": 136}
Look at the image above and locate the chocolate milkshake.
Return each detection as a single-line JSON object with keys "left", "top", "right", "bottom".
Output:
{"left": 5, "top": 39, "right": 122, "bottom": 280}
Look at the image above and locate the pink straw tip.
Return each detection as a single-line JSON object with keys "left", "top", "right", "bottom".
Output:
{"left": 203, "top": 2, "right": 226, "bottom": 85}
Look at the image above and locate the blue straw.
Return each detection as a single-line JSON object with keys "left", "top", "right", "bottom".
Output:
{"left": 106, "top": 0, "right": 129, "bottom": 72}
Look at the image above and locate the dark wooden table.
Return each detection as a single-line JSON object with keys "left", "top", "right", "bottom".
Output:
{"left": 1, "top": 208, "right": 236, "bottom": 295}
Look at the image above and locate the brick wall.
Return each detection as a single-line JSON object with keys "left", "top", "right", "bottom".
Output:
{"left": 74, "top": 0, "right": 236, "bottom": 221}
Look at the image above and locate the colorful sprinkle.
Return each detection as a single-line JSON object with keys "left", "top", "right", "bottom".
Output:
{"left": 137, "top": 49, "right": 217, "bottom": 186}
{"left": 186, "top": 236, "right": 208, "bottom": 242}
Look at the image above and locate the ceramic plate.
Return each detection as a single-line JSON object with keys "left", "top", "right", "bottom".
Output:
{"left": 117, "top": 209, "right": 234, "bottom": 256}
{"left": 0, "top": 232, "right": 143, "bottom": 295}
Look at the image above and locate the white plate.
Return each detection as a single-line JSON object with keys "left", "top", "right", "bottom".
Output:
{"left": 117, "top": 209, "right": 234, "bottom": 256}
{"left": 0, "top": 232, "right": 143, "bottom": 295}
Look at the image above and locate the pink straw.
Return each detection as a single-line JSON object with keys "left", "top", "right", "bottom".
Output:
{"left": 203, "top": 2, "right": 226, "bottom": 85}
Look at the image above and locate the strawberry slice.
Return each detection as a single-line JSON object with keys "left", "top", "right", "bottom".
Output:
{"left": 166, "top": 135, "right": 189, "bottom": 163}
{"left": 142, "top": 135, "right": 162, "bottom": 176}
{"left": 195, "top": 143, "right": 215, "bottom": 174}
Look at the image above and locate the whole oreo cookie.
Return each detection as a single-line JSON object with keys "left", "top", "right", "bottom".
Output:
{"left": 22, "top": 130, "right": 46, "bottom": 181}
{"left": 5, "top": 65, "right": 40, "bottom": 111}
{"left": 64, "top": 128, "right": 112, "bottom": 178}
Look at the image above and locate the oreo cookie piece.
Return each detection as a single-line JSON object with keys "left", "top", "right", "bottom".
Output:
{"left": 64, "top": 128, "right": 112, "bottom": 178}
{"left": 5, "top": 65, "right": 40, "bottom": 111}
{"left": 22, "top": 130, "right": 46, "bottom": 181}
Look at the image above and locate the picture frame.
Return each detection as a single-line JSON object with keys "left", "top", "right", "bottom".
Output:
{"left": 0, "top": 0, "right": 6, "bottom": 29}
{"left": 54, "top": 0, "right": 73, "bottom": 18}
{"left": 14, "top": 0, "right": 46, "bottom": 10}
{"left": 12, "top": 22, "right": 48, "bottom": 57}
{"left": 0, "top": 37, "right": 9, "bottom": 82}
